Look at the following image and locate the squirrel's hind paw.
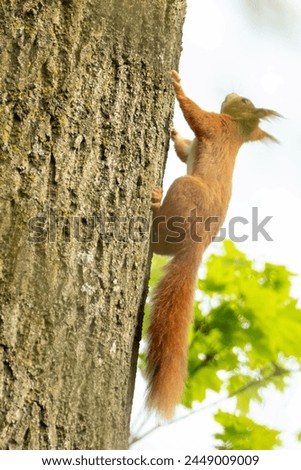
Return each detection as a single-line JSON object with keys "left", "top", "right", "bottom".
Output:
{"left": 151, "top": 187, "right": 163, "bottom": 213}
{"left": 170, "top": 127, "right": 178, "bottom": 140}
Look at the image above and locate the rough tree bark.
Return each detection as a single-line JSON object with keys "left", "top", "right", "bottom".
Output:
{"left": 0, "top": 0, "right": 186, "bottom": 450}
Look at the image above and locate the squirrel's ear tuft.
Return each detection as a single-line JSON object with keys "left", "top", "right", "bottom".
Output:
{"left": 255, "top": 108, "right": 283, "bottom": 121}
{"left": 247, "top": 126, "right": 279, "bottom": 144}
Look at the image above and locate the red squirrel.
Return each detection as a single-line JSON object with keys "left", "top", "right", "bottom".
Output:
{"left": 146, "top": 70, "right": 280, "bottom": 419}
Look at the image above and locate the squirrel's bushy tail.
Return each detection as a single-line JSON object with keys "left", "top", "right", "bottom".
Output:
{"left": 146, "top": 246, "right": 202, "bottom": 419}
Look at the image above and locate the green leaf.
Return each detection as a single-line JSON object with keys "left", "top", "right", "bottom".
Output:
{"left": 141, "top": 303, "right": 150, "bottom": 339}
{"left": 138, "top": 351, "right": 146, "bottom": 372}
{"left": 214, "top": 411, "right": 281, "bottom": 450}
{"left": 183, "top": 364, "right": 223, "bottom": 408}
{"left": 227, "top": 374, "right": 263, "bottom": 414}
{"left": 148, "top": 255, "right": 168, "bottom": 288}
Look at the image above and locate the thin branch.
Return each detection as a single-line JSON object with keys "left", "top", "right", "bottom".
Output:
{"left": 129, "top": 366, "right": 301, "bottom": 447}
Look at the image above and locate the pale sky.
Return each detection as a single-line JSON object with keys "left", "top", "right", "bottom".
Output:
{"left": 131, "top": 0, "right": 301, "bottom": 450}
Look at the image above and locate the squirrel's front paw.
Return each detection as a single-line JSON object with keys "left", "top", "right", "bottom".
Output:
{"left": 168, "top": 70, "right": 181, "bottom": 89}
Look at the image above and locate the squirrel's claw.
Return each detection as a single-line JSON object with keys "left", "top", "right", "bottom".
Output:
{"left": 168, "top": 70, "right": 181, "bottom": 87}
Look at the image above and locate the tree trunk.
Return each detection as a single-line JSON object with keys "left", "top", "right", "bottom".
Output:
{"left": 0, "top": 0, "right": 186, "bottom": 450}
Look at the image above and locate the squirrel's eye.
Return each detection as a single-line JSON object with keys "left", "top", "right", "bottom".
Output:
{"left": 241, "top": 97, "right": 250, "bottom": 104}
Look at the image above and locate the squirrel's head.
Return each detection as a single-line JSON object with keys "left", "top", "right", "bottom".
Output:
{"left": 221, "top": 93, "right": 281, "bottom": 120}
{"left": 221, "top": 93, "right": 281, "bottom": 142}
